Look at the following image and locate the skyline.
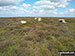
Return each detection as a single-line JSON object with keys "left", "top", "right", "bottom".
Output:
{"left": 0, "top": 0, "right": 75, "bottom": 17}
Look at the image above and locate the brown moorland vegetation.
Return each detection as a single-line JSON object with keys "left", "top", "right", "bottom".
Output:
{"left": 0, "top": 17, "right": 75, "bottom": 56}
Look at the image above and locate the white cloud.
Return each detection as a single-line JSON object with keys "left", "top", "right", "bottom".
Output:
{"left": 0, "top": 0, "right": 74, "bottom": 17}
{"left": 32, "top": 0, "right": 71, "bottom": 15}
{"left": 0, "top": 7, "right": 2, "bottom": 9}
{"left": 69, "top": 9, "right": 75, "bottom": 12}
{"left": 11, "top": 6, "right": 18, "bottom": 9}
{"left": 0, "top": 0, "right": 23, "bottom": 6}
{"left": 35, "top": 0, "right": 70, "bottom": 8}
{"left": 60, "top": 8, "right": 75, "bottom": 14}
{"left": 58, "top": 4, "right": 66, "bottom": 8}
{"left": 59, "top": 8, "right": 75, "bottom": 17}
{"left": 0, "top": 5, "right": 31, "bottom": 17}
{"left": 35, "top": 1, "right": 51, "bottom": 5}
{"left": 22, "top": 3, "right": 31, "bottom": 8}
{"left": 33, "top": 6, "right": 39, "bottom": 9}
{"left": 0, "top": 0, "right": 33, "bottom": 17}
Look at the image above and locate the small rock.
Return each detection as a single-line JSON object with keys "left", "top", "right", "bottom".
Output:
{"left": 59, "top": 19, "right": 67, "bottom": 23}
{"left": 21, "top": 21, "right": 27, "bottom": 24}
{"left": 38, "top": 18, "right": 42, "bottom": 21}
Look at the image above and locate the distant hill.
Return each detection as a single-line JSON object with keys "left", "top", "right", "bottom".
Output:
{"left": 0, "top": 17, "right": 75, "bottom": 56}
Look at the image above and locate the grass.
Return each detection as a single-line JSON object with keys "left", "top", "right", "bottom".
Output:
{"left": 0, "top": 17, "right": 75, "bottom": 56}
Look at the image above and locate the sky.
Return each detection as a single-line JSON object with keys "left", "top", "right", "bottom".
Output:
{"left": 0, "top": 0, "right": 75, "bottom": 17}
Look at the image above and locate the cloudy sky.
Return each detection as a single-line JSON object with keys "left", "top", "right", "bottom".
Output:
{"left": 0, "top": 0, "right": 75, "bottom": 17}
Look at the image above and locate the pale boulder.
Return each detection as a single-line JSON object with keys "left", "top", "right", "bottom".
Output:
{"left": 38, "top": 18, "right": 42, "bottom": 21}
{"left": 21, "top": 21, "right": 27, "bottom": 24}
{"left": 34, "top": 17, "right": 37, "bottom": 20}
{"left": 59, "top": 19, "right": 67, "bottom": 23}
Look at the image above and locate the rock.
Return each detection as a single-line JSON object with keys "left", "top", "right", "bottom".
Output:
{"left": 59, "top": 19, "right": 67, "bottom": 23}
{"left": 38, "top": 18, "right": 41, "bottom": 21}
{"left": 21, "top": 21, "right": 27, "bottom": 24}
{"left": 34, "top": 18, "right": 37, "bottom": 20}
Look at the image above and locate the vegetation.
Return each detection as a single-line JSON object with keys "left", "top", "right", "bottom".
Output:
{"left": 0, "top": 17, "right": 75, "bottom": 56}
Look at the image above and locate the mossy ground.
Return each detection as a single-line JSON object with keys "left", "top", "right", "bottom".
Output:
{"left": 0, "top": 17, "right": 75, "bottom": 56}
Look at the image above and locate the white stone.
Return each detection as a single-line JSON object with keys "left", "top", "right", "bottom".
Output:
{"left": 34, "top": 17, "right": 37, "bottom": 20}
{"left": 38, "top": 18, "right": 41, "bottom": 21}
{"left": 59, "top": 19, "right": 67, "bottom": 23}
{"left": 21, "top": 21, "right": 27, "bottom": 24}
